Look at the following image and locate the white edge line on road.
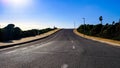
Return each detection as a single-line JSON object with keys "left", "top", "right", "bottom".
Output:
{"left": 21, "top": 47, "right": 28, "bottom": 50}
{"left": 29, "top": 46, "right": 35, "bottom": 48}
{"left": 34, "top": 41, "right": 54, "bottom": 49}
{"left": 5, "top": 50, "right": 17, "bottom": 54}
{"left": 61, "top": 64, "right": 68, "bottom": 68}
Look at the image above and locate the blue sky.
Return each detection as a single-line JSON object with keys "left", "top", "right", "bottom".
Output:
{"left": 0, "top": 0, "right": 120, "bottom": 30}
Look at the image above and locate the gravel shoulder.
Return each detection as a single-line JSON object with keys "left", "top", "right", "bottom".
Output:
{"left": 74, "top": 29, "right": 120, "bottom": 46}
{"left": 0, "top": 29, "right": 60, "bottom": 46}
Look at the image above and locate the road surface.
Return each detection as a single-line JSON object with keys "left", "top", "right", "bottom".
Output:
{"left": 0, "top": 29, "right": 120, "bottom": 68}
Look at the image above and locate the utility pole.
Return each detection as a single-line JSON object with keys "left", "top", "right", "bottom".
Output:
{"left": 82, "top": 18, "right": 85, "bottom": 37}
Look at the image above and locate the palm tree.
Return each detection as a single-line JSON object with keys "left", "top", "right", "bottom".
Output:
{"left": 112, "top": 21, "right": 115, "bottom": 25}
{"left": 99, "top": 16, "right": 103, "bottom": 24}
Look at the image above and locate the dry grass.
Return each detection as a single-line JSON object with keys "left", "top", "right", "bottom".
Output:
{"left": 74, "top": 29, "right": 120, "bottom": 46}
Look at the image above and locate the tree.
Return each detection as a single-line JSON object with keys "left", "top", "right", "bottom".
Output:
{"left": 13, "top": 27, "right": 22, "bottom": 39}
{"left": 0, "top": 29, "right": 3, "bottom": 41}
{"left": 112, "top": 21, "right": 115, "bottom": 25}
{"left": 3, "top": 24, "right": 15, "bottom": 41}
{"left": 77, "top": 25, "right": 85, "bottom": 34}
{"left": 90, "top": 24, "right": 103, "bottom": 36}
{"left": 102, "top": 25, "right": 116, "bottom": 38}
{"left": 99, "top": 16, "right": 103, "bottom": 24}
{"left": 54, "top": 26, "right": 57, "bottom": 29}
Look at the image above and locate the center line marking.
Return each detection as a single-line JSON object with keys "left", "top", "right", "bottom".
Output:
{"left": 73, "top": 45, "right": 75, "bottom": 49}
{"left": 61, "top": 64, "right": 68, "bottom": 68}
{"left": 71, "top": 40, "right": 74, "bottom": 43}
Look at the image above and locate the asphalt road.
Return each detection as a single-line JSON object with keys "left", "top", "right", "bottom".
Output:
{"left": 0, "top": 29, "right": 120, "bottom": 68}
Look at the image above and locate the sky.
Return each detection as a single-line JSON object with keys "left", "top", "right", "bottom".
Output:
{"left": 0, "top": 0, "right": 120, "bottom": 30}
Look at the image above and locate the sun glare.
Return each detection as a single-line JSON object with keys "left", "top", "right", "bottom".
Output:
{"left": 1, "top": 0, "right": 32, "bottom": 8}
{"left": 9, "top": 0, "right": 27, "bottom": 5}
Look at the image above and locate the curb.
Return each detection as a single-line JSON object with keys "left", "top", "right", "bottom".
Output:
{"left": 73, "top": 29, "right": 120, "bottom": 47}
{"left": 0, "top": 29, "right": 61, "bottom": 49}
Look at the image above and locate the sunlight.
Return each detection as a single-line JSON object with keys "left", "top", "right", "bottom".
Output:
{"left": 1, "top": 0, "right": 33, "bottom": 8}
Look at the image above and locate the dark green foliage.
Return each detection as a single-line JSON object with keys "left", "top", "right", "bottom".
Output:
{"left": 21, "top": 28, "right": 54, "bottom": 38}
{"left": 77, "top": 22, "right": 120, "bottom": 41}
{"left": 0, "top": 24, "right": 22, "bottom": 41}
{"left": 99, "top": 16, "right": 103, "bottom": 24}
{"left": 0, "top": 24, "right": 55, "bottom": 42}
{"left": 22, "top": 29, "right": 40, "bottom": 37}
{"left": 89, "top": 24, "right": 103, "bottom": 36}
{"left": 2, "top": 24, "right": 15, "bottom": 41}
{"left": 77, "top": 25, "right": 85, "bottom": 34}
{"left": 0, "top": 29, "right": 3, "bottom": 41}
{"left": 13, "top": 27, "right": 22, "bottom": 39}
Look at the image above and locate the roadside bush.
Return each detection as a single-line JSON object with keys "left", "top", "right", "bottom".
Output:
{"left": 77, "top": 22, "right": 120, "bottom": 41}
{"left": 0, "top": 24, "right": 56, "bottom": 42}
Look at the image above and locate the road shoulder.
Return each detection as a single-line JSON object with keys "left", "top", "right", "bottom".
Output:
{"left": 0, "top": 29, "right": 60, "bottom": 48}
{"left": 74, "top": 29, "right": 120, "bottom": 46}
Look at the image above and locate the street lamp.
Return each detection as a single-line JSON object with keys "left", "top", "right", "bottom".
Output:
{"left": 82, "top": 18, "right": 85, "bottom": 37}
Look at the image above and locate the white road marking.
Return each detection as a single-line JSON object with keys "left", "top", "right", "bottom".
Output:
{"left": 35, "top": 46, "right": 41, "bottom": 49}
{"left": 73, "top": 45, "right": 75, "bottom": 49}
{"left": 34, "top": 42, "right": 54, "bottom": 49}
{"left": 5, "top": 50, "right": 17, "bottom": 54}
{"left": 61, "top": 64, "right": 68, "bottom": 68}
{"left": 71, "top": 40, "right": 74, "bottom": 43}
{"left": 32, "top": 52, "right": 52, "bottom": 54}
{"left": 21, "top": 47, "right": 28, "bottom": 50}
{"left": 29, "top": 46, "right": 35, "bottom": 48}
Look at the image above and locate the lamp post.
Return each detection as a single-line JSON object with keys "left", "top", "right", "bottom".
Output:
{"left": 82, "top": 18, "right": 85, "bottom": 37}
